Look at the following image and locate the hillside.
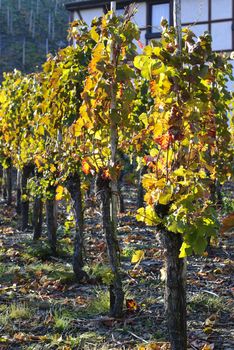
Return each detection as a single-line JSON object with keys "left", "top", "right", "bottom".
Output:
{"left": 0, "top": 0, "right": 71, "bottom": 80}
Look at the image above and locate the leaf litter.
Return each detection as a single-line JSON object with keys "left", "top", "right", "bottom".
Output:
{"left": 0, "top": 185, "right": 233, "bottom": 349}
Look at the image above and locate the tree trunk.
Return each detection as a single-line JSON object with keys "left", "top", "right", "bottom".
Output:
{"left": 33, "top": 197, "right": 43, "bottom": 240}
{"left": 161, "top": 229, "right": 187, "bottom": 350}
{"left": 2, "top": 168, "right": 7, "bottom": 200}
{"left": 216, "top": 181, "right": 223, "bottom": 208}
{"left": 2, "top": 161, "right": 13, "bottom": 204}
{"left": 0, "top": 165, "right": 3, "bottom": 197}
{"left": 6, "top": 164, "right": 12, "bottom": 205}
{"left": 21, "top": 165, "right": 32, "bottom": 231}
{"left": 46, "top": 191, "right": 57, "bottom": 255}
{"left": 16, "top": 169, "right": 21, "bottom": 214}
{"left": 97, "top": 173, "right": 124, "bottom": 318}
{"left": 66, "top": 173, "right": 88, "bottom": 282}
{"left": 117, "top": 178, "right": 125, "bottom": 213}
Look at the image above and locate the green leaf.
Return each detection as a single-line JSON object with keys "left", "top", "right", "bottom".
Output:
{"left": 167, "top": 220, "right": 185, "bottom": 234}
{"left": 134, "top": 56, "right": 152, "bottom": 80}
{"left": 116, "top": 65, "right": 135, "bottom": 81}
{"left": 192, "top": 235, "right": 208, "bottom": 255}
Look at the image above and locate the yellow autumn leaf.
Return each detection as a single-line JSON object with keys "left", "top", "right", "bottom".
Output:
{"left": 152, "top": 47, "right": 161, "bottom": 57}
{"left": 149, "top": 148, "right": 158, "bottom": 157}
{"left": 90, "top": 26, "right": 99, "bottom": 42}
{"left": 198, "top": 169, "right": 207, "bottom": 179}
{"left": 158, "top": 73, "right": 172, "bottom": 93}
{"left": 37, "top": 125, "right": 44, "bottom": 136}
{"left": 102, "top": 147, "right": 111, "bottom": 158}
{"left": 173, "top": 166, "right": 186, "bottom": 177}
{"left": 136, "top": 207, "right": 145, "bottom": 223}
{"left": 136, "top": 206, "right": 161, "bottom": 226}
{"left": 139, "top": 113, "right": 149, "bottom": 127}
{"left": 158, "top": 185, "right": 173, "bottom": 205}
{"left": 145, "top": 205, "right": 161, "bottom": 225}
{"left": 153, "top": 122, "right": 163, "bottom": 138}
{"left": 142, "top": 174, "right": 158, "bottom": 190}
{"left": 179, "top": 242, "right": 191, "bottom": 258}
{"left": 131, "top": 250, "right": 145, "bottom": 264}
{"left": 0, "top": 92, "right": 6, "bottom": 103}
{"left": 35, "top": 158, "right": 40, "bottom": 168}
{"left": 4, "top": 134, "right": 10, "bottom": 142}
{"left": 55, "top": 185, "right": 64, "bottom": 201}
{"left": 50, "top": 164, "right": 56, "bottom": 173}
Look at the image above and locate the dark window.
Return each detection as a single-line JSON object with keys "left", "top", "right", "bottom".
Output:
{"left": 146, "top": 1, "right": 171, "bottom": 40}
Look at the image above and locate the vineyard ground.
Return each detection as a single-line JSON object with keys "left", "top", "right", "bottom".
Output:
{"left": 0, "top": 185, "right": 233, "bottom": 350}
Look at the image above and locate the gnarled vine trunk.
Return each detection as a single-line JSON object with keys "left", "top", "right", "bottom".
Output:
{"left": 21, "top": 165, "right": 32, "bottom": 231}
{"left": 97, "top": 173, "right": 124, "bottom": 318}
{"left": 46, "top": 188, "right": 57, "bottom": 255}
{"left": 156, "top": 200, "right": 187, "bottom": 350}
{"left": 0, "top": 165, "right": 3, "bottom": 198}
{"left": 16, "top": 169, "right": 21, "bottom": 214}
{"left": 2, "top": 161, "right": 12, "bottom": 205}
{"left": 161, "top": 229, "right": 187, "bottom": 350}
{"left": 33, "top": 197, "right": 43, "bottom": 240}
{"left": 117, "top": 177, "right": 125, "bottom": 213}
{"left": 2, "top": 168, "right": 7, "bottom": 200}
{"left": 66, "top": 173, "right": 88, "bottom": 282}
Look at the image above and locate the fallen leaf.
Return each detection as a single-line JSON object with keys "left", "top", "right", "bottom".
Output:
{"left": 220, "top": 212, "right": 234, "bottom": 234}
{"left": 203, "top": 326, "right": 213, "bottom": 334}
{"left": 126, "top": 299, "right": 139, "bottom": 311}
{"left": 201, "top": 344, "right": 215, "bottom": 350}
{"left": 131, "top": 250, "right": 145, "bottom": 264}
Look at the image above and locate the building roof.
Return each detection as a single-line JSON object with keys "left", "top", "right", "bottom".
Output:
{"left": 65, "top": 0, "right": 142, "bottom": 11}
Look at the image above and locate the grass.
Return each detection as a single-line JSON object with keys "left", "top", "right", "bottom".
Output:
{"left": 53, "top": 309, "right": 73, "bottom": 331}
{"left": 52, "top": 289, "right": 109, "bottom": 331}
{"left": 0, "top": 302, "right": 33, "bottom": 326}
{"left": 0, "top": 305, "right": 8, "bottom": 326}
{"left": 188, "top": 293, "right": 228, "bottom": 312}
{"left": 23, "top": 241, "right": 53, "bottom": 260}
{"left": 0, "top": 262, "right": 21, "bottom": 283}
{"left": 85, "top": 263, "right": 114, "bottom": 285}
{"left": 23, "top": 238, "right": 74, "bottom": 261}
{"left": 25, "top": 260, "right": 75, "bottom": 284}
{"left": 9, "top": 302, "right": 32, "bottom": 320}
{"left": 73, "top": 288, "right": 110, "bottom": 317}
{"left": 86, "top": 289, "right": 110, "bottom": 316}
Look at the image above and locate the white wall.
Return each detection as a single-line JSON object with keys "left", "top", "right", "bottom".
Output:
{"left": 78, "top": 8, "right": 104, "bottom": 26}
{"left": 181, "top": 0, "right": 208, "bottom": 23}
